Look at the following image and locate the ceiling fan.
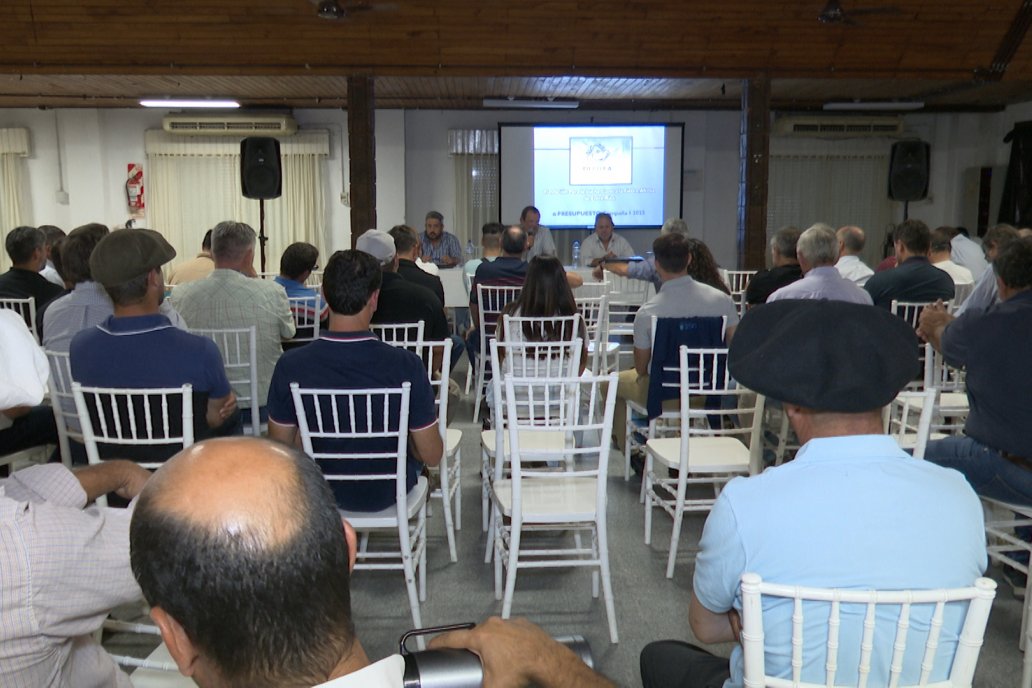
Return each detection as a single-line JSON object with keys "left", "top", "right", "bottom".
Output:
{"left": 311, "top": 0, "right": 393, "bottom": 20}
{"left": 818, "top": 0, "right": 901, "bottom": 25}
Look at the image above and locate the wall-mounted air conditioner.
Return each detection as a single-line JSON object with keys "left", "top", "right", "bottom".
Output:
{"left": 773, "top": 115, "right": 904, "bottom": 138}
{"left": 162, "top": 113, "right": 298, "bottom": 136}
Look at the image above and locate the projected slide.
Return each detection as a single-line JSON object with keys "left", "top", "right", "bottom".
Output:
{"left": 534, "top": 125, "right": 666, "bottom": 227}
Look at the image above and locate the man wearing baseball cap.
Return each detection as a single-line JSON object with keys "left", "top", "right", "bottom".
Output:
{"left": 640, "top": 300, "right": 987, "bottom": 688}
{"left": 69, "top": 228, "right": 239, "bottom": 468}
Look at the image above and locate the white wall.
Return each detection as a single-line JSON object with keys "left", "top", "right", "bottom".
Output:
{"left": 0, "top": 107, "right": 409, "bottom": 253}
{"left": 2, "top": 104, "right": 1029, "bottom": 269}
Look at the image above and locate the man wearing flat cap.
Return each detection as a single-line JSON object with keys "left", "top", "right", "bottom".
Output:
{"left": 70, "top": 228, "right": 240, "bottom": 465}
{"left": 641, "top": 300, "right": 987, "bottom": 688}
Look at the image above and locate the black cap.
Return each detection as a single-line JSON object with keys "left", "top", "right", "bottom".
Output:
{"left": 728, "top": 300, "right": 919, "bottom": 412}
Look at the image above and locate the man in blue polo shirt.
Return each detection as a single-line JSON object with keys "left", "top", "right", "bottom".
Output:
{"left": 274, "top": 241, "right": 328, "bottom": 345}
{"left": 465, "top": 225, "right": 529, "bottom": 372}
{"left": 69, "top": 229, "right": 239, "bottom": 463}
{"left": 267, "top": 249, "right": 442, "bottom": 512}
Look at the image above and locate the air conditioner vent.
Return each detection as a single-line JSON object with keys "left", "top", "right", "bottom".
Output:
{"left": 774, "top": 116, "right": 904, "bottom": 138}
{"left": 163, "top": 113, "right": 298, "bottom": 136}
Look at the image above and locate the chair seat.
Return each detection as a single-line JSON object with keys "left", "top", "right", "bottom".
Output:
{"left": 492, "top": 476, "right": 598, "bottom": 522}
{"left": 587, "top": 341, "right": 621, "bottom": 354}
{"left": 481, "top": 429, "right": 568, "bottom": 457}
{"left": 646, "top": 436, "right": 751, "bottom": 473}
{"left": 339, "top": 475, "right": 428, "bottom": 528}
{"left": 446, "top": 427, "right": 462, "bottom": 455}
{"left": 910, "top": 391, "right": 969, "bottom": 411}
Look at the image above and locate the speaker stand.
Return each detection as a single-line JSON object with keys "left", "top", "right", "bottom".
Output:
{"left": 258, "top": 198, "right": 268, "bottom": 273}
{"left": 903, "top": 200, "right": 910, "bottom": 221}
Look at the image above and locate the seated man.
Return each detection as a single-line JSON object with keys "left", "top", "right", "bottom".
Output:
{"left": 43, "top": 222, "right": 187, "bottom": 354}
{"left": 0, "top": 309, "right": 57, "bottom": 459}
{"left": 275, "top": 241, "right": 329, "bottom": 344}
{"left": 864, "top": 219, "right": 955, "bottom": 309}
{"left": 166, "top": 228, "right": 215, "bottom": 286}
{"left": 0, "top": 225, "right": 65, "bottom": 318}
{"left": 172, "top": 221, "right": 295, "bottom": 424}
{"left": 38, "top": 224, "right": 66, "bottom": 287}
{"left": 744, "top": 225, "right": 803, "bottom": 307}
{"left": 593, "top": 218, "right": 690, "bottom": 293}
{"left": 70, "top": 228, "right": 239, "bottom": 462}
{"left": 1, "top": 459, "right": 150, "bottom": 687}
{"left": 580, "top": 213, "right": 635, "bottom": 267}
{"left": 834, "top": 225, "right": 874, "bottom": 287}
{"left": 919, "top": 237, "right": 1032, "bottom": 524}
{"left": 641, "top": 300, "right": 986, "bottom": 688}
{"left": 614, "top": 233, "right": 740, "bottom": 452}
{"left": 419, "top": 210, "right": 462, "bottom": 268}
{"left": 767, "top": 223, "right": 872, "bottom": 304}
{"left": 952, "top": 224, "right": 1020, "bottom": 317}
{"left": 268, "top": 249, "right": 442, "bottom": 512}
{"left": 389, "top": 224, "right": 446, "bottom": 306}
{"left": 130, "top": 437, "right": 612, "bottom": 687}
{"left": 929, "top": 226, "right": 973, "bottom": 285}
{"left": 521, "top": 205, "right": 556, "bottom": 259}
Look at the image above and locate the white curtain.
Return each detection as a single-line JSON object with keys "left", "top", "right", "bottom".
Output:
{"left": 145, "top": 131, "right": 329, "bottom": 273}
{"left": 450, "top": 129, "right": 499, "bottom": 247}
{"left": 767, "top": 137, "right": 895, "bottom": 267}
{"left": 0, "top": 129, "right": 31, "bottom": 273}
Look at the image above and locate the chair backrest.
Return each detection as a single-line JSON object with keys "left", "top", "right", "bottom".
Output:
{"left": 676, "top": 346, "right": 766, "bottom": 474}
{"left": 722, "top": 269, "right": 756, "bottom": 316}
{"left": 648, "top": 316, "right": 728, "bottom": 420}
{"left": 394, "top": 339, "right": 453, "bottom": 441}
{"left": 950, "top": 282, "right": 974, "bottom": 309}
{"left": 287, "top": 294, "right": 322, "bottom": 343}
{"left": 883, "top": 388, "right": 937, "bottom": 459}
{"left": 305, "top": 269, "right": 323, "bottom": 288}
{"left": 188, "top": 326, "right": 260, "bottom": 436}
{"left": 501, "top": 314, "right": 583, "bottom": 346}
{"left": 71, "top": 382, "right": 194, "bottom": 470}
{"left": 740, "top": 572, "right": 997, "bottom": 687}
{"left": 606, "top": 272, "right": 653, "bottom": 305}
{"left": 371, "top": 320, "right": 426, "bottom": 346}
{"left": 0, "top": 297, "right": 38, "bottom": 342}
{"left": 890, "top": 299, "right": 948, "bottom": 330}
{"left": 923, "top": 342, "right": 966, "bottom": 394}
{"left": 477, "top": 284, "right": 523, "bottom": 332}
{"left": 575, "top": 294, "right": 609, "bottom": 374}
{"left": 289, "top": 382, "right": 411, "bottom": 509}
{"left": 574, "top": 280, "right": 610, "bottom": 299}
{"left": 502, "top": 372, "right": 619, "bottom": 522}
{"left": 44, "top": 349, "right": 83, "bottom": 465}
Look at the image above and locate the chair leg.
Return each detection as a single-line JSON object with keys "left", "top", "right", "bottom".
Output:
{"left": 591, "top": 529, "right": 600, "bottom": 598}
{"left": 473, "top": 357, "right": 486, "bottom": 423}
{"left": 597, "top": 520, "right": 619, "bottom": 644}
{"left": 399, "top": 527, "right": 422, "bottom": 632}
{"left": 501, "top": 524, "right": 521, "bottom": 618}
{"left": 464, "top": 363, "right": 473, "bottom": 395}
{"left": 453, "top": 447, "right": 462, "bottom": 530}
{"left": 493, "top": 508, "right": 504, "bottom": 600}
{"left": 644, "top": 455, "right": 654, "bottom": 545}
{"left": 481, "top": 448, "right": 490, "bottom": 532}
{"left": 484, "top": 509, "right": 496, "bottom": 564}
{"left": 438, "top": 453, "right": 457, "bottom": 563}
{"left": 666, "top": 483, "right": 688, "bottom": 579}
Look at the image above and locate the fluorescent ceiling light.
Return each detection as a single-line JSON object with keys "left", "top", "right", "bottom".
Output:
{"left": 483, "top": 97, "right": 579, "bottom": 109}
{"left": 140, "top": 99, "right": 241, "bottom": 109}
{"left": 823, "top": 101, "right": 924, "bottom": 112}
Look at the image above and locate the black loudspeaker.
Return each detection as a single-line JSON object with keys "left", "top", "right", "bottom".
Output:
{"left": 240, "top": 137, "right": 282, "bottom": 200}
{"left": 888, "top": 140, "right": 930, "bottom": 202}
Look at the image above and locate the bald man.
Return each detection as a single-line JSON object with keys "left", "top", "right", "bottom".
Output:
{"left": 835, "top": 225, "right": 874, "bottom": 287}
{"left": 130, "top": 438, "right": 612, "bottom": 688}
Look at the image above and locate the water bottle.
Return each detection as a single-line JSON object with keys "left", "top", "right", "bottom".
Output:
{"left": 572, "top": 240, "right": 581, "bottom": 268}
{"left": 465, "top": 239, "right": 475, "bottom": 261}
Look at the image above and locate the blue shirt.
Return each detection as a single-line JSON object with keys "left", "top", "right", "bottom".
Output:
{"left": 952, "top": 264, "right": 998, "bottom": 317}
{"left": 273, "top": 276, "right": 329, "bottom": 321}
{"left": 69, "top": 314, "right": 232, "bottom": 460}
{"left": 469, "top": 256, "right": 527, "bottom": 314}
{"left": 267, "top": 331, "right": 438, "bottom": 512}
{"left": 419, "top": 232, "right": 462, "bottom": 266}
{"left": 626, "top": 257, "right": 663, "bottom": 293}
{"left": 693, "top": 435, "right": 986, "bottom": 688}
{"left": 766, "top": 266, "right": 874, "bottom": 305}
{"left": 942, "top": 289, "right": 1032, "bottom": 456}
{"left": 864, "top": 257, "right": 955, "bottom": 309}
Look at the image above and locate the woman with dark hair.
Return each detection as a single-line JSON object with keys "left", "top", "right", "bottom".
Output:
{"left": 497, "top": 255, "right": 588, "bottom": 374}
{"left": 686, "top": 238, "right": 731, "bottom": 295}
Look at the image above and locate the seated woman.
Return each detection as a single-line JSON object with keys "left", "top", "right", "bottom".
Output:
{"left": 686, "top": 237, "right": 731, "bottom": 295}
{"left": 496, "top": 256, "right": 589, "bottom": 375}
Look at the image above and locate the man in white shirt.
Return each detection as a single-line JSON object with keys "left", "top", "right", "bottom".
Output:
{"left": 834, "top": 225, "right": 874, "bottom": 286}
{"left": 930, "top": 227, "right": 973, "bottom": 285}
{"left": 580, "top": 212, "right": 634, "bottom": 267}
{"left": 950, "top": 228, "right": 989, "bottom": 281}
{"left": 132, "top": 437, "right": 611, "bottom": 688}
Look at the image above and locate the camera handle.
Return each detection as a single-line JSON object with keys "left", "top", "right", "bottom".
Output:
{"left": 399, "top": 622, "right": 476, "bottom": 656}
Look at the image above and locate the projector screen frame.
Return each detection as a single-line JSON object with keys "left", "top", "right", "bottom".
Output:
{"left": 498, "top": 121, "right": 685, "bottom": 231}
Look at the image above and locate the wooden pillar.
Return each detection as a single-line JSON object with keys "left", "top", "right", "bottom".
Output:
{"left": 347, "top": 76, "right": 376, "bottom": 248}
{"left": 737, "top": 76, "right": 770, "bottom": 270}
